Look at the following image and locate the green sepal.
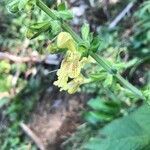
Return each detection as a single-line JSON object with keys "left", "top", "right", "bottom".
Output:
{"left": 47, "top": 44, "right": 67, "bottom": 54}
{"left": 81, "top": 23, "right": 90, "bottom": 41}
{"left": 90, "top": 36, "right": 101, "bottom": 53}
{"left": 26, "top": 21, "right": 51, "bottom": 39}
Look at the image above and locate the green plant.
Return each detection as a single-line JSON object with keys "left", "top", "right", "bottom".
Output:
{"left": 83, "top": 104, "right": 150, "bottom": 150}
{"left": 62, "top": 104, "right": 150, "bottom": 150}
{"left": 84, "top": 97, "right": 121, "bottom": 125}
{"left": 3, "top": 0, "right": 150, "bottom": 149}
{"left": 6, "top": 0, "right": 145, "bottom": 99}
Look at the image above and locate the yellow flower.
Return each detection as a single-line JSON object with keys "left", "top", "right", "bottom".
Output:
{"left": 67, "top": 51, "right": 81, "bottom": 78}
{"left": 57, "top": 32, "right": 76, "bottom": 51}
{"left": 67, "top": 75, "right": 85, "bottom": 94}
{"left": 53, "top": 32, "right": 88, "bottom": 94}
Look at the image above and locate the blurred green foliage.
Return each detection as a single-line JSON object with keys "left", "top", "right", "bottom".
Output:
{"left": 84, "top": 97, "right": 121, "bottom": 125}
{"left": 0, "top": 0, "right": 150, "bottom": 149}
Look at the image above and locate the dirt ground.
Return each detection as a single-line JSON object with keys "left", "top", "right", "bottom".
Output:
{"left": 27, "top": 89, "right": 90, "bottom": 150}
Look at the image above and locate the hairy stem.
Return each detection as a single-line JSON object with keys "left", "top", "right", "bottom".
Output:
{"left": 90, "top": 52, "right": 144, "bottom": 99}
{"left": 36, "top": 0, "right": 82, "bottom": 41}
{"left": 36, "top": 0, "right": 145, "bottom": 99}
{"left": 36, "top": 0, "right": 57, "bottom": 20}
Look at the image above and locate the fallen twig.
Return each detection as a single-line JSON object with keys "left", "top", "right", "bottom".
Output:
{"left": 0, "top": 52, "right": 59, "bottom": 65}
{"left": 109, "top": 2, "right": 134, "bottom": 29}
{"left": 20, "top": 122, "right": 46, "bottom": 150}
{"left": 11, "top": 39, "right": 30, "bottom": 88}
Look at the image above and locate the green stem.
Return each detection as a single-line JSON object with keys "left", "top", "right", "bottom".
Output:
{"left": 90, "top": 52, "right": 144, "bottom": 99}
{"left": 89, "top": 51, "right": 117, "bottom": 74}
{"left": 116, "top": 74, "right": 144, "bottom": 99}
{"left": 36, "top": 0, "right": 57, "bottom": 20}
{"left": 36, "top": 0, "right": 81, "bottom": 42}
{"left": 36, "top": 0, "right": 145, "bottom": 99}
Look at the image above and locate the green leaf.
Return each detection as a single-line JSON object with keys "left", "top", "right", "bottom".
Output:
{"left": 87, "top": 98, "right": 119, "bottom": 114}
{"left": 81, "top": 23, "right": 90, "bottom": 41}
{"left": 83, "top": 104, "right": 150, "bottom": 150}
{"left": 57, "top": 2, "right": 67, "bottom": 11}
{"left": 90, "top": 36, "right": 101, "bottom": 52}
{"left": 26, "top": 21, "right": 50, "bottom": 39}
{"left": 85, "top": 97, "right": 120, "bottom": 125}
{"left": 84, "top": 111, "right": 113, "bottom": 125}
{"left": 7, "top": 0, "right": 20, "bottom": 14}
{"left": 6, "top": 0, "right": 35, "bottom": 13}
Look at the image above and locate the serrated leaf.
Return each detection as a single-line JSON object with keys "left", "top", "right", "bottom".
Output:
{"left": 83, "top": 104, "right": 150, "bottom": 150}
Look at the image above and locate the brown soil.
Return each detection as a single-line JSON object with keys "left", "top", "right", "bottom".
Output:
{"left": 28, "top": 90, "right": 89, "bottom": 150}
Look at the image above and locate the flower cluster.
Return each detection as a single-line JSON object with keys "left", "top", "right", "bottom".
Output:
{"left": 52, "top": 32, "right": 87, "bottom": 94}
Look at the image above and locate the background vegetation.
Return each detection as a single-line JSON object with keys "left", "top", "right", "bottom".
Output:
{"left": 0, "top": 0, "right": 150, "bottom": 149}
